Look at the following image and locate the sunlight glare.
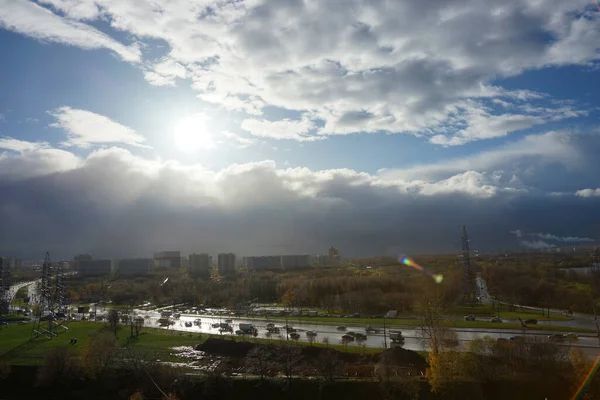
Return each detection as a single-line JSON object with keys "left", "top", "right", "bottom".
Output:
{"left": 173, "top": 114, "right": 212, "bottom": 152}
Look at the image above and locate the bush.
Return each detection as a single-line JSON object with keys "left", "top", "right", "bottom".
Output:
{"left": 36, "top": 346, "right": 80, "bottom": 387}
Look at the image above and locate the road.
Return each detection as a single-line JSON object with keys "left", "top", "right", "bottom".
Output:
{"left": 77, "top": 306, "right": 599, "bottom": 359}
{"left": 5, "top": 271, "right": 77, "bottom": 307}
{"left": 5, "top": 280, "right": 38, "bottom": 304}
{"left": 476, "top": 275, "right": 600, "bottom": 332}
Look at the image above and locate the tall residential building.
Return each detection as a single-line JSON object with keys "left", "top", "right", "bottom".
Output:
{"left": 0, "top": 257, "right": 11, "bottom": 290}
{"left": 217, "top": 253, "right": 236, "bottom": 275}
{"left": 0, "top": 257, "right": 10, "bottom": 315}
{"left": 74, "top": 254, "right": 92, "bottom": 262}
{"left": 189, "top": 253, "right": 212, "bottom": 279}
{"left": 245, "top": 256, "right": 282, "bottom": 270}
{"left": 328, "top": 245, "right": 340, "bottom": 265}
{"left": 281, "top": 255, "right": 311, "bottom": 269}
{"left": 78, "top": 259, "right": 113, "bottom": 277}
{"left": 118, "top": 258, "right": 152, "bottom": 277}
{"left": 74, "top": 254, "right": 92, "bottom": 270}
{"left": 153, "top": 251, "right": 181, "bottom": 269}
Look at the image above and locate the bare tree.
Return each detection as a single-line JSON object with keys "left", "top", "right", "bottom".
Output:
{"left": 417, "top": 285, "right": 455, "bottom": 356}
{"left": 245, "top": 345, "right": 273, "bottom": 380}
{"left": 322, "top": 336, "right": 329, "bottom": 347}
{"left": 278, "top": 343, "right": 302, "bottom": 384}
{"left": 134, "top": 316, "right": 145, "bottom": 337}
{"left": 107, "top": 309, "right": 120, "bottom": 337}
{"left": 315, "top": 349, "right": 343, "bottom": 382}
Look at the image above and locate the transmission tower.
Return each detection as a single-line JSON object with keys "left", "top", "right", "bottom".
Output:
{"left": 0, "top": 257, "right": 11, "bottom": 316}
{"left": 592, "top": 247, "right": 600, "bottom": 273}
{"left": 31, "top": 253, "right": 68, "bottom": 340}
{"left": 460, "top": 225, "right": 476, "bottom": 304}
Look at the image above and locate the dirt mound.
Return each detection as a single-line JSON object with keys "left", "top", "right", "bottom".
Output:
{"left": 381, "top": 346, "right": 427, "bottom": 369}
{"left": 196, "top": 338, "right": 255, "bottom": 358}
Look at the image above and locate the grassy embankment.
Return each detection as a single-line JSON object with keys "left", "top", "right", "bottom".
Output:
{"left": 0, "top": 322, "right": 382, "bottom": 366}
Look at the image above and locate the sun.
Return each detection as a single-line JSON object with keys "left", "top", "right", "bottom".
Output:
{"left": 173, "top": 114, "right": 212, "bottom": 152}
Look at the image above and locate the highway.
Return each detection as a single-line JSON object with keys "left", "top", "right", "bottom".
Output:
{"left": 77, "top": 305, "right": 600, "bottom": 358}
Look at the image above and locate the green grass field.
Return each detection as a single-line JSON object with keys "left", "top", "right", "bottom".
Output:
{"left": 447, "top": 304, "right": 569, "bottom": 321}
{"left": 0, "top": 322, "right": 202, "bottom": 366}
{"left": 0, "top": 322, "right": 382, "bottom": 366}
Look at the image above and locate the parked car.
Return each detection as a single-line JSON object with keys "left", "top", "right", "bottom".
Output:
{"left": 350, "top": 313, "right": 361, "bottom": 318}
{"left": 464, "top": 314, "right": 476, "bottom": 321}
{"left": 336, "top": 326, "right": 347, "bottom": 331}
{"left": 490, "top": 317, "right": 502, "bottom": 323}
{"left": 524, "top": 319, "right": 538, "bottom": 325}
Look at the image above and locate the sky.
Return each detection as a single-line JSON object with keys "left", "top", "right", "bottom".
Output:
{"left": 1, "top": 0, "right": 600, "bottom": 259}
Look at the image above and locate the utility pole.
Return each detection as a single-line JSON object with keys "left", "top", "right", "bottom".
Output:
{"left": 383, "top": 316, "right": 387, "bottom": 349}
{"left": 460, "top": 225, "right": 476, "bottom": 304}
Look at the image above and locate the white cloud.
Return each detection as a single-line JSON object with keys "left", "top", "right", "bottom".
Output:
{"left": 219, "top": 131, "right": 257, "bottom": 148}
{"left": 241, "top": 117, "right": 323, "bottom": 142}
{"left": 143, "top": 57, "right": 187, "bottom": 87}
{"left": 0, "top": 0, "right": 140, "bottom": 63}
{"left": 520, "top": 240, "right": 555, "bottom": 250}
{"left": 49, "top": 106, "right": 149, "bottom": 148}
{"left": 575, "top": 188, "right": 600, "bottom": 198}
{"left": 535, "top": 233, "right": 594, "bottom": 243}
{"left": 379, "top": 130, "right": 577, "bottom": 182}
{"left": 0, "top": 147, "right": 80, "bottom": 181}
{"left": 0, "top": 137, "right": 50, "bottom": 152}
{"left": 38, "top": 0, "right": 101, "bottom": 20}
{"left": 5, "top": 0, "right": 595, "bottom": 145}
{"left": 510, "top": 229, "right": 594, "bottom": 243}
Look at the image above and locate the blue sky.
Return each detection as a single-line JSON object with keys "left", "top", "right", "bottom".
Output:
{"left": 1, "top": 0, "right": 600, "bottom": 258}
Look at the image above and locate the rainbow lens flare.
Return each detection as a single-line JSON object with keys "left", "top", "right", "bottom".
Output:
{"left": 572, "top": 353, "right": 600, "bottom": 399}
{"left": 400, "top": 256, "right": 444, "bottom": 284}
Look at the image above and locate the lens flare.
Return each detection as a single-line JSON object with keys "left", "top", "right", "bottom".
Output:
{"left": 572, "top": 353, "right": 600, "bottom": 399}
{"left": 400, "top": 256, "right": 444, "bottom": 284}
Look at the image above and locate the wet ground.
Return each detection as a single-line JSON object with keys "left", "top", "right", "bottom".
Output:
{"left": 131, "top": 310, "right": 600, "bottom": 358}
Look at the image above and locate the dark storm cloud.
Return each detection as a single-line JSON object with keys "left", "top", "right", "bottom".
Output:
{"left": 1, "top": 146, "right": 599, "bottom": 260}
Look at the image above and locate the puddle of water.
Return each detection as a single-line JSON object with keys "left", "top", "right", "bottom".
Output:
{"left": 166, "top": 345, "right": 224, "bottom": 372}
